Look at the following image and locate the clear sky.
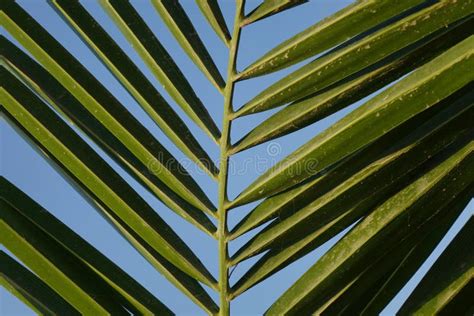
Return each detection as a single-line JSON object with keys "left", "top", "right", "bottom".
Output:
{"left": 1, "top": 0, "right": 472, "bottom": 315}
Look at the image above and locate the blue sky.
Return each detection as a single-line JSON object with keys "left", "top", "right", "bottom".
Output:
{"left": 1, "top": 0, "right": 472, "bottom": 315}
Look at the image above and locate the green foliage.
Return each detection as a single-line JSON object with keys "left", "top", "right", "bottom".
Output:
{"left": 1, "top": 0, "right": 473, "bottom": 315}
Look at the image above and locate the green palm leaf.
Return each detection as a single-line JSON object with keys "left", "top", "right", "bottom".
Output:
{"left": 1, "top": 1, "right": 215, "bottom": 214}
{"left": 150, "top": 0, "right": 225, "bottom": 91}
{"left": 230, "top": 92, "right": 473, "bottom": 275}
{"left": 234, "top": 36, "right": 474, "bottom": 206}
{"left": 399, "top": 217, "right": 474, "bottom": 315}
{"left": 242, "top": 0, "right": 308, "bottom": 26}
{"left": 196, "top": 0, "right": 231, "bottom": 45}
{"left": 227, "top": 94, "right": 465, "bottom": 236}
{"left": 236, "top": 0, "right": 472, "bottom": 117}
{"left": 104, "top": 213, "right": 219, "bottom": 315}
{"left": 98, "top": 0, "right": 221, "bottom": 142}
{"left": 1, "top": 207, "right": 131, "bottom": 315}
{"left": 1, "top": 251, "right": 79, "bottom": 315}
{"left": 232, "top": 17, "right": 472, "bottom": 152}
{"left": 266, "top": 140, "right": 473, "bottom": 315}
{"left": 321, "top": 187, "right": 472, "bottom": 315}
{"left": 1, "top": 178, "right": 172, "bottom": 315}
{"left": 1, "top": 37, "right": 216, "bottom": 236}
{"left": 1, "top": 73, "right": 216, "bottom": 288}
{"left": 49, "top": 0, "right": 219, "bottom": 179}
{"left": 3, "top": 0, "right": 473, "bottom": 314}
{"left": 239, "top": 0, "right": 427, "bottom": 79}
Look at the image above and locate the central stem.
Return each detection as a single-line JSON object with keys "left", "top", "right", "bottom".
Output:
{"left": 217, "top": 1, "right": 244, "bottom": 315}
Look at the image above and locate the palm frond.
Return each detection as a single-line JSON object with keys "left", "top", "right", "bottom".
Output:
{"left": 239, "top": 0, "right": 428, "bottom": 79}
{"left": 266, "top": 140, "right": 473, "bottom": 315}
{"left": 196, "top": 0, "right": 231, "bottom": 45}
{"left": 1, "top": 1, "right": 216, "bottom": 214}
{"left": 399, "top": 216, "right": 474, "bottom": 315}
{"left": 150, "top": 0, "right": 225, "bottom": 91}
{"left": 3, "top": 0, "right": 473, "bottom": 314}
{"left": 232, "top": 17, "right": 472, "bottom": 152}
{"left": 234, "top": 36, "right": 473, "bottom": 205}
{"left": 236, "top": 0, "right": 472, "bottom": 116}
{"left": 1, "top": 251, "right": 79, "bottom": 315}
{"left": 242, "top": 0, "right": 308, "bottom": 26}
{"left": 1, "top": 73, "right": 216, "bottom": 288}
{"left": 98, "top": 0, "right": 221, "bottom": 142}
{"left": 1, "top": 37, "right": 216, "bottom": 236}
{"left": 321, "top": 188, "right": 472, "bottom": 315}
{"left": 49, "top": 0, "right": 219, "bottom": 179}
{"left": 230, "top": 92, "right": 473, "bottom": 275}
{"left": 1, "top": 178, "right": 173, "bottom": 315}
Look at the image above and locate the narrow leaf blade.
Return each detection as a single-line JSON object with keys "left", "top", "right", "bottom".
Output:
{"left": 231, "top": 98, "right": 474, "bottom": 266}
{"left": 233, "top": 36, "right": 474, "bottom": 206}
{"left": 102, "top": 211, "right": 219, "bottom": 315}
{"left": 0, "top": 251, "right": 80, "bottom": 315}
{"left": 1, "top": 203, "right": 131, "bottom": 315}
{"left": 1, "top": 37, "right": 216, "bottom": 236}
{"left": 399, "top": 217, "right": 474, "bottom": 315}
{"left": 239, "top": 0, "right": 427, "bottom": 79}
{"left": 236, "top": 0, "right": 473, "bottom": 116}
{"left": 233, "top": 17, "right": 472, "bottom": 153}
{"left": 242, "top": 0, "right": 308, "bottom": 26}
{"left": 231, "top": 97, "right": 473, "bottom": 295}
{"left": 50, "top": 0, "right": 219, "bottom": 179}
{"left": 1, "top": 73, "right": 217, "bottom": 289}
{"left": 0, "top": 1, "right": 216, "bottom": 214}
{"left": 151, "top": 0, "right": 225, "bottom": 91}
{"left": 265, "top": 140, "right": 474, "bottom": 315}
{"left": 99, "top": 0, "right": 221, "bottom": 142}
{"left": 321, "top": 187, "right": 472, "bottom": 315}
{"left": 229, "top": 86, "right": 471, "bottom": 239}
{"left": 1, "top": 178, "right": 173, "bottom": 315}
{"left": 195, "top": 0, "right": 231, "bottom": 45}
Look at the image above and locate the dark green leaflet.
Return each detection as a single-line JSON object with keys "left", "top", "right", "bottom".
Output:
{"left": 49, "top": 0, "right": 219, "bottom": 179}
{"left": 230, "top": 93, "right": 474, "bottom": 296}
{"left": 399, "top": 217, "right": 474, "bottom": 315}
{"left": 266, "top": 140, "right": 474, "bottom": 315}
{"left": 1, "top": 1, "right": 216, "bottom": 214}
{"left": 320, "top": 187, "right": 472, "bottom": 315}
{"left": 232, "top": 17, "right": 473, "bottom": 153}
{"left": 1, "top": 203, "right": 130, "bottom": 315}
{"left": 0, "top": 250, "right": 80, "bottom": 315}
{"left": 195, "top": 0, "right": 231, "bottom": 45}
{"left": 1, "top": 36, "right": 216, "bottom": 236}
{"left": 0, "top": 175, "right": 215, "bottom": 315}
{"left": 230, "top": 94, "right": 474, "bottom": 267}
{"left": 239, "top": 0, "right": 427, "bottom": 79}
{"left": 242, "top": 0, "right": 308, "bottom": 26}
{"left": 236, "top": 0, "right": 473, "bottom": 117}
{"left": 233, "top": 36, "right": 474, "bottom": 206}
{"left": 99, "top": 0, "right": 221, "bottom": 142}
{"left": 1, "top": 178, "right": 173, "bottom": 315}
{"left": 151, "top": 0, "right": 225, "bottom": 91}
{"left": 230, "top": 85, "right": 473, "bottom": 239}
{"left": 1, "top": 72, "right": 217, "bottom": 289}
